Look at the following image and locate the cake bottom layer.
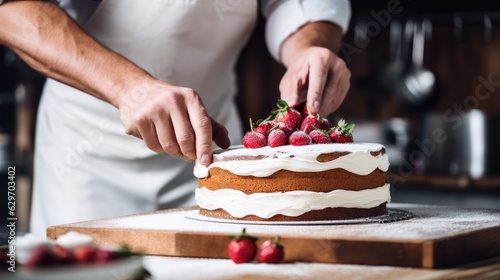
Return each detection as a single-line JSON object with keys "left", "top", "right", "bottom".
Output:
{"left": 199, "top": 203, "right": 387, "bottom": 222}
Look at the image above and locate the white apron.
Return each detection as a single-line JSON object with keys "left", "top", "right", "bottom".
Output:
{"left": 31, "top": 0, "right": 257, "bottom": 237}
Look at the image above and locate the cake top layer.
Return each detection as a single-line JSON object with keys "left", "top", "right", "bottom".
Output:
{"left": 194, "top": 143, "right": 388, "bottom": 178}
{"left": 212, "top": 143, "right": 385, "bottom": 160}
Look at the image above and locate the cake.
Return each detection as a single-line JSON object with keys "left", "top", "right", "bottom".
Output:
{"left": 193, "top": 143, "right": 390, "bottom": 221}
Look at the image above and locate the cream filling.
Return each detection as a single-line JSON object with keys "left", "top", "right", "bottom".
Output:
{"left": 195, "top": 184, "right": 391, "bottom": 219}
{"left": 194, "top": 151, "right": 389, "bottom": 178}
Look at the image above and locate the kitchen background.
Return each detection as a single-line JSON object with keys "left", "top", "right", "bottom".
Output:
{"left": 1, "top": 0, "right": 499, "bottom": 235}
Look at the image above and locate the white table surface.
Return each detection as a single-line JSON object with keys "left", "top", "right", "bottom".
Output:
{"left": 143, "top": 255, "right": 500, "bottom": 280}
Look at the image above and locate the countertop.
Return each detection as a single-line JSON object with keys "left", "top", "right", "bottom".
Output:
{"left": 143, "top": 255, "right": 500, "bottom": 280}
{"left": 43, "top": 203, "right": 500, "bottom": 279}
{"left": 5, "top": 203, "right": 500, "bottom": 279}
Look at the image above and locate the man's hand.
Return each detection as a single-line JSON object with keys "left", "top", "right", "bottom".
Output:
{"left": 279, "top": 22, "right": 350, "bottom": 117}
{"left": 118, "top": 79, "right": 230, "bottom": 165}
{"left": 0, "top": 1, "right": 229, "bottom": 165}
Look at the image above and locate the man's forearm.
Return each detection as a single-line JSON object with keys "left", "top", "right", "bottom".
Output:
{"left": 0, "top": 0, "right": 151, "bottom": 107}
{"left": 280, "top": 22, "right": 342, "bottom": 68}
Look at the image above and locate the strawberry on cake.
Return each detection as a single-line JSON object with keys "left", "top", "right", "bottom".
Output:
{"left": 194, "top": 100, "right": 391, "bottom": 221}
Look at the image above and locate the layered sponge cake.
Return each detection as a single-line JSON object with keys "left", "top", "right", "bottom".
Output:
{"left": 194, "top": 143, "right": 390, "bottom": 221}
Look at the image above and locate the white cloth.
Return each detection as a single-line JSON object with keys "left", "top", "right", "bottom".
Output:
{"left": 31, "top": 0, "right": 256, "bottom": 236}
{"left": 51, "top": 0, "right": 352, "bottom": 62}
{"left": 262, "top": 0, "right": 351, "bottom": 61}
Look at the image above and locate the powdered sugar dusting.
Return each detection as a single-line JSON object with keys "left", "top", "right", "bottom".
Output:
{"left": 64, "top": 203, "right": 500, "bottom": 241}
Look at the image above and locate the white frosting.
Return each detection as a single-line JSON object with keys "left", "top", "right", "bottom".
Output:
{"left": 195, "top": 184, "right": 391, "bottom": 219}
{"left": 55, "top": 231, "right": 94, "bottom": 249}
{"left": 194, "top": 143, "right": 388, "bottom": 178}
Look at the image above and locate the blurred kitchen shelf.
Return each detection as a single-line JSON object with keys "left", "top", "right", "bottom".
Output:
{"left": 351, "top": 0, "right": 500, "bottom": 14}
{"left": 392, "top": 174, "right": 500, "bottom": 190}
{"left": 391, "top": 184, "right": 500, "bottom": 210}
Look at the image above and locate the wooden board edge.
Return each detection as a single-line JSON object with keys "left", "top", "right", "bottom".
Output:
{"left": 45, "top": 207, "right": 500, "bottom": 268}
{"left": 423, "top": 225, "right": 500, "bottom": 268}
{"left": 172, "top": 232, "right": 426, "bottom": 267}
{"left": 48, "top": 227, "right": 426, "bottom": 267}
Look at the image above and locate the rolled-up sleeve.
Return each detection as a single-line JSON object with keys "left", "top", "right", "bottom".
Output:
{"left": 262, "top": 0, "right": 351, "bottom": 62}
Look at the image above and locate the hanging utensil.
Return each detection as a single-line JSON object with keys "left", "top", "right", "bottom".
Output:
{"left": 377, "top": 19, "right": 404, "bottom": 92}
{"left": 453, "top": 14, "right": 463, "bottom": 41}
{"left": 394, "top": 19, "right": 437, "bottom": 111}
{"left": 484, "top": 14, "right": 492, "bottom": 42}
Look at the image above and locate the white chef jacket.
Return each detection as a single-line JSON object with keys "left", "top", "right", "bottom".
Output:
{"left": 51, "top": 0, "right": 351, "bottom": 61}
{"left": 22, "top": 0, "right": 351, "bottom": 236}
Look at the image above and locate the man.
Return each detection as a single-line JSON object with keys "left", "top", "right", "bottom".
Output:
{"left": 0, "top": 0, "right": 351, "bottom": 236}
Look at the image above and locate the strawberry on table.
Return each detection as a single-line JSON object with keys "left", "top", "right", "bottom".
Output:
{"left": 228, "top": 228, "right": 258, "bottom": 264}
{"left": 26, "top": 246, "right": 55, "bottom": 268}
{"left": 74, "top": 245, "right": 98, "bottom": 264}
{"left": 242, "top": 118, "right": 266, "bottom": 149}
{"left": 289, "top": 131, "right": 312, "bottom": 146}
{"left": 96, "top": 249, "right": 119, "bottom": 263}
{"left": 272, "top": 99, "right": 302, "bottom": 131}
{"left": 329, "top": 118, "right": 355, "bottom": 143}
{"left": 53, "top": 245, "right": 75, "bottom": 264}
{"left": 258, "top": 236, "right": 284, "bottom": 264}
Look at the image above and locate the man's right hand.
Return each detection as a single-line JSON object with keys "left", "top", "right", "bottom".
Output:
{"left": 118, "top": 79, "right": 231, "bottom": 166}
{"left": 0, "top": 1, "right": 230, "bottom": 166}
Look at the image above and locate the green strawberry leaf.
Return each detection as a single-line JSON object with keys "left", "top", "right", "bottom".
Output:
{"left": 254, "top": 118, "right": 264, "bottom": 126}
{"left": 229, "top": 228, "right": 259, "bottom": 242}
{"left": 276, "top": 99, "right": 289, "bottom": 109}
{"left": 337, "top": 118, "right": 346, "bottom": 128}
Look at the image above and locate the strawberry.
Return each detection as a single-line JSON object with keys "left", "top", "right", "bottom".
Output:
{"left": 267, "top": 129, "right": 287, "bottom": 148}
{"left": 0, "top": 248, "right": 8, "bottom": 268}
{"left": 300, "top": 114, "right": 322, "bottom": 134}
{"left": 74, "top": 245, "right": 98, "bottom": 264}
{"left": 96, "top": 249, "right": 119, "bottom": 263}
{"left": 272, "top": 100, "right": 302, "bottom": 131}
{"left": 291, "top": 100, "right": 308, "bottom": 118}
{"left": 242, "top": 118, "right": 266, "bottom": 149}
{"left": 53, "top": 245, "right": 75, "bottom": 264}
{"left": 309, "top": 129, "right": 331, "bottom": 144}
{"left": 320, "top": 118, "right": 331, "bottom": 130}
{"left": 302, "top": 105, "right": 309, "bottom": 118}
{"left": 254, "top": 120, "right": 274, "bottom": 138}
{"left": 289, "top": 131, "right": 312, "bottom": 146}
{"left": 228, "top": 228, "right": 258, "bottom": 264}
{"left": 242, "top": 132, "right": 266, "bottom": 149}
{"left": 258, "top": 236, "right": 284, "bottom": 264}
{"left": 26, "top": 246, "right": 55, "bottom": 268}
{"left": 329, "top": 118, "right": 355, "bottom": 143}
{"left": 277, "top": 123, "right": 293, "bottom": 137}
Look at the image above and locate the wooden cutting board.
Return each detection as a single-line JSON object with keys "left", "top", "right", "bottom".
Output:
{"left": 46, "top": 203, "right": 500, "bottom": 268}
